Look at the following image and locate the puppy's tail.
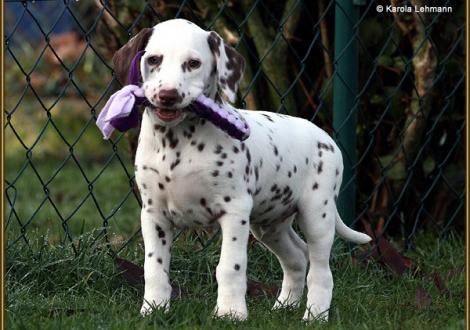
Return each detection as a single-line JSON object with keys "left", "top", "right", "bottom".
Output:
{"left": 335, "top": 210, "right": 372, "bottom": 244}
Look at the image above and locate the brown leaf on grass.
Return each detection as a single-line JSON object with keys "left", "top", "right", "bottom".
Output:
{"left": 116, "top": 257, "right": 144, "bottom": 285}
{"left": 446, "top": 266, "right": 465, "bottom": 280}
{"left": 360, "top": 217, "right": 413, "bottom": 276}
{"left": 247, "top": 278, "right": 279, "bottom": 298}
{"left": 376, "top": 236, "right": 413, "bottom": 276}
{"left": 351, "top": 247, "right": 379, "bottom": 267}
{"left": 415, "top": 286, "right": 432, "bottom": 308}
{"left": 432, "top": 272, "right": 450, "bottom": 297}
{"left": 115, "top": 257, "right": 182, "bottom": 299}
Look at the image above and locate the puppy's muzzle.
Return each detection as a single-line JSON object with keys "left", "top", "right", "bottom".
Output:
{"left": 158, "top": 89, "right": 180, "bottom": 107}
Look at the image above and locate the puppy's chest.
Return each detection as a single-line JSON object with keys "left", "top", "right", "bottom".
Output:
{"left": 136, "top": 137, "right": 209, "bottom": 194}
{"left": 135, "top": 123, "right": 247, "bottom": 226}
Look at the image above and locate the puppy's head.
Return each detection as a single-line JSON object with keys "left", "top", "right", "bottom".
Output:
{"left": 113, "top": 19, "right": 245, "bottom": 126}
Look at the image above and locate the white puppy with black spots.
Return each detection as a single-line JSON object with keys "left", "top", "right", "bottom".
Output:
{"left": 112, "top": 19, "right": 371, "bottom": 322}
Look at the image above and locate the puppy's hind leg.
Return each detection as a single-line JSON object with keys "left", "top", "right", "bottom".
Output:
{"left": 296, "top": 196, "right": 336, "bottom": 322}
{"left": 251, "top": 216, "right": 308, "bottom": 310}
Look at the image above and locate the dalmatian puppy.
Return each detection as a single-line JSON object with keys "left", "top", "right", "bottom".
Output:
{"left": 112, "top": 19, "right": 371, "bottom": 322}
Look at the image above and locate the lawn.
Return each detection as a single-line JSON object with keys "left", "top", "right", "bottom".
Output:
{"left": 6, "top": 229, "right": 465, "bottom": 329}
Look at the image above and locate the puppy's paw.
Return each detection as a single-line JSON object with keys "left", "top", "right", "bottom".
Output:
{"left": 140, "top": 298, "right": 169, "bottom": 317}
{"left": 140, "top": 302, "right": 153, "bottom": 317}
{"left": 302, "top": 307, "right": 329, "bottom": 322}
{"left": 213, "top": 305, "right": 248, "bottom": 321}
{"left": 272, "top": 298, "right": 300, "bottom": 310}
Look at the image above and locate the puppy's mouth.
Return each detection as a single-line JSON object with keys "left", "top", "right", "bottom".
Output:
{"left": 155, "top": 107, "right": 183, "bottom": 122}
{"left": 148, "top": 104, "right": 185, "bottom": 122}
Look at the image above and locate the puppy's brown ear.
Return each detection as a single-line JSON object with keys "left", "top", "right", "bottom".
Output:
{"left": 207, "top": 31, "right": 245, "bottom": 103}
{"left": 112, "top": 28, "right": 154, "bottom": 85}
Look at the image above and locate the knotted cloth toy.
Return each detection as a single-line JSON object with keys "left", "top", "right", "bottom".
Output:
{"left": 96, "top": 50, "right": 250, "bottom": 141}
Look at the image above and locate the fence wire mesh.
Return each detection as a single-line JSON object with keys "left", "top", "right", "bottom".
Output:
{"left": 4, "top": 0, "right": 465, "bottom": 256}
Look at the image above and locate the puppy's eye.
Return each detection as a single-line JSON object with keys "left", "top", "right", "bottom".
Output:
{"left": 147, "top": 55, "right": 163, "bottom": 66}
{"left": 188, "top": 59, "right": 201, "bottom": 69}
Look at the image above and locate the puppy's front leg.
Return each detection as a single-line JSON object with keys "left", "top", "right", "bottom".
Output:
{"left": 215, "top": 212, "right": 250, "bottom": 321}
{"left": 140, "top": 209, "right": 173, "bottom": 316}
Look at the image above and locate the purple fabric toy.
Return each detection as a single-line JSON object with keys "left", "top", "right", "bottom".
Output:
{"left": 96, "top": 50, "right": 146, "bottom": 139}
{"left": 96, "top": 85, "right": 144, "bottom": 139}
{"left": 190, "top": 96, "right": 250, "bottom": 141}
{"left": 96, "top": 50, "right": 250, "bottom": 141}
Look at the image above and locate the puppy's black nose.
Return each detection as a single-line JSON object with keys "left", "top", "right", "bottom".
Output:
{"left": 158, "top": 89, "right": 179, "bottom": 107}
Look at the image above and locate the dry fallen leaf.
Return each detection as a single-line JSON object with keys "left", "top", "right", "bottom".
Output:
{"left": 247, "top": 278, "right": 279, "bottom": 298}
{"left": 446, "top": 266, "right": 464, "bottom": 280}
{"left": 415, "top": 286, "right": 432, "bottom": 308}
{"left": 115, "top": 257, "right": 182, "bottom": 299}
{"left": 358, "top": 217, "right": 414, "bottom": 276}
{"left": 376, "top": 236, "right": 413, "bottom": 276}
{"left": 432, "top": 272, "right": 450, "bottom": 297}
{"left": 116, "top": 257, "right": 144, "bottom": 285}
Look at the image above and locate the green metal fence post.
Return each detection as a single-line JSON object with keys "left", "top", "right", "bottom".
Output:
{"left": 333, "top": 0, "right": 359, "bottom": 225}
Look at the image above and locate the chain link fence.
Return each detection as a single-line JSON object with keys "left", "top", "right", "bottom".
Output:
{"left": 5, "top": 0, "right": 465, "bottom": 256}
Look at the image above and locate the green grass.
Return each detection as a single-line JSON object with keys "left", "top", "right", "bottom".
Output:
{"left": 6, "top": 156, "right": 140, "bottom": 249}
{"left": 6, "top": 231, "right": 465, "bottom": 330}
